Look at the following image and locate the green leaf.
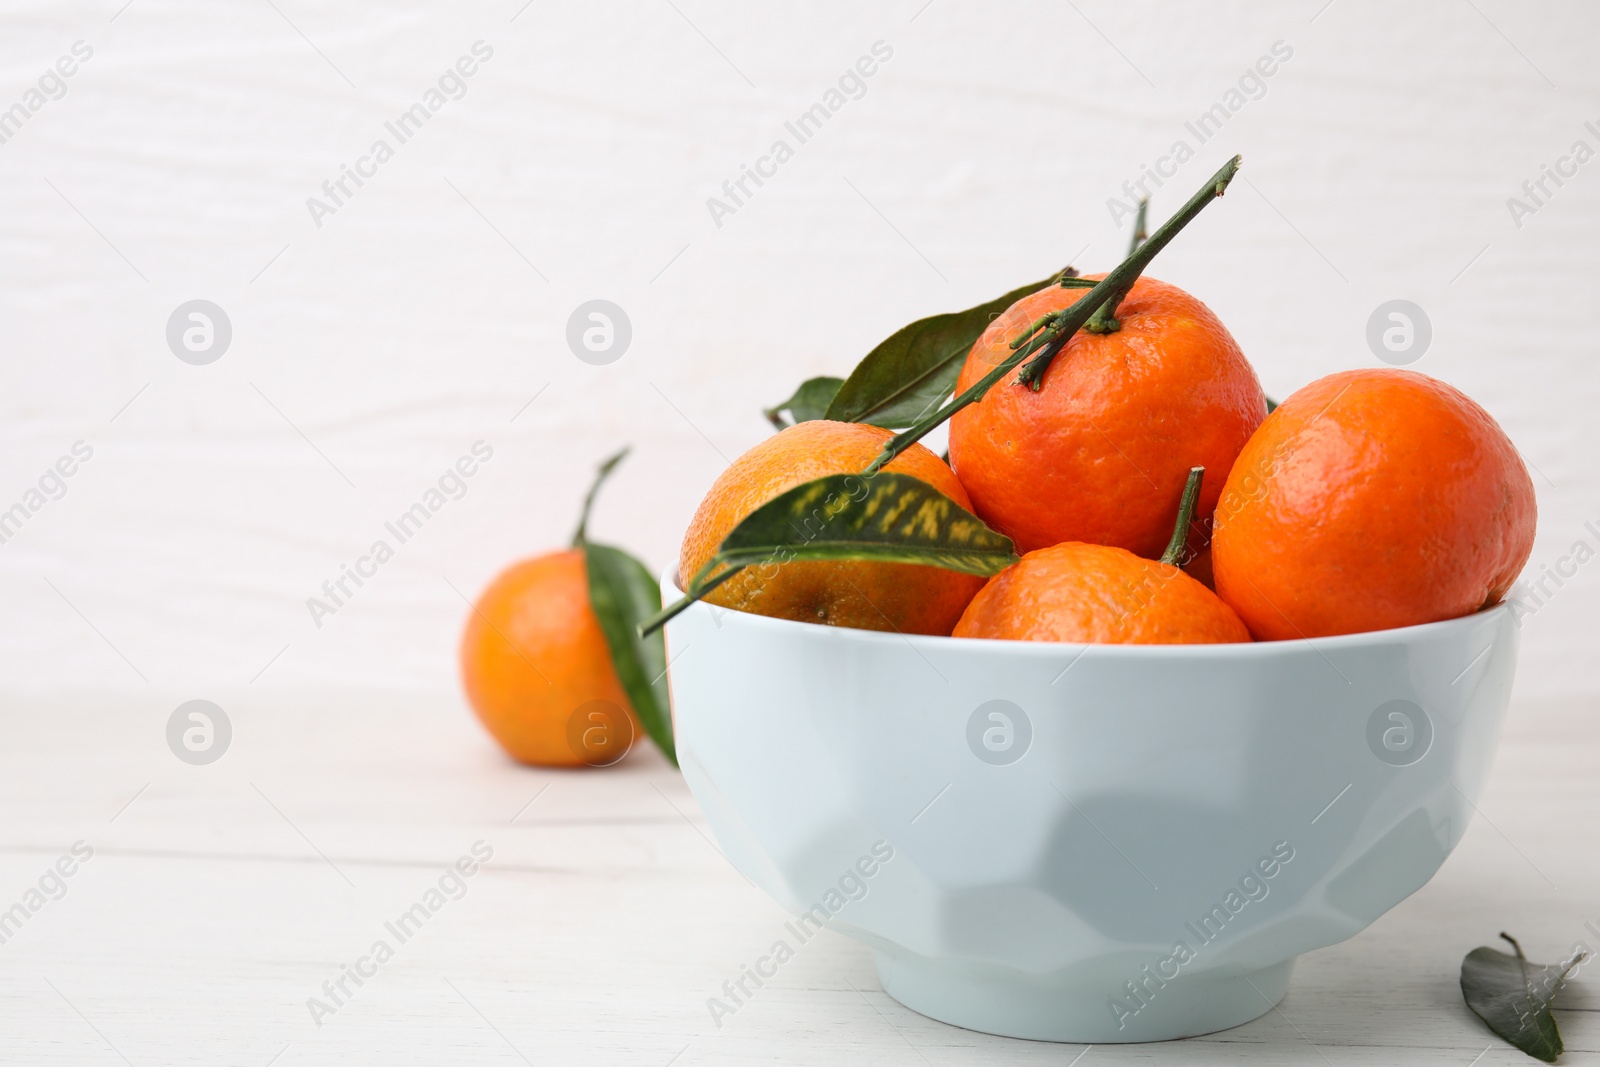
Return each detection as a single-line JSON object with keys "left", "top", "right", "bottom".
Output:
{"left": 642, "top": 472, "right": 1017, "bottom": 635}
{"left": 702, "top": 471, "right": 1017, "bottom": 578}
{"left": 823, "top": 276, "right": 1058, "bottom": 428}
{"left": 1265, "top": 396, "right": 1279, "bottom": 414}
{"left": 1461, "top": 934, "right": 1585, "bottom": 1063}
{"left": 583, "top": 541, "right": 676, "bottom": 767}
{"left": 764, "top": 376, "right": 844, "bottom": 429}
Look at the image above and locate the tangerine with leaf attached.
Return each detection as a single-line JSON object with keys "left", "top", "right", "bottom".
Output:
{"left": 678, "top": 420, "right": 985, "bottom": 635}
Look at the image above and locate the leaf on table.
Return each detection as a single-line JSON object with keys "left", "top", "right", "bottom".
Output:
{"left": 764, "top": 376, "right": 844, "bottom": 429}
{"left": 695, "top": 471, "right": 1018, "bottom": 581}
{"left": 823, "top": 276, "right": 1059, "bottom": 428}
{"left": 1461, "top": 933, "right": 1585, "bottom": 1063}
{"left": 583, "top": 541, "right": 676, "bottom": 767}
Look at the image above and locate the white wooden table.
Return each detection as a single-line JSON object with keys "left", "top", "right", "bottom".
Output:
{"left": 2, "top": 693, "right": 1594, "bottom": 1065}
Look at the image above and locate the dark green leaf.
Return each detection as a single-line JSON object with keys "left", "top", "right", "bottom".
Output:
{"left": 824, "top": 276, "right": 1057, "bottom": 428}
{"left": 1461, "top": 934, "right": 1585, "bottom": 1063}
{"left": 643, "top": 473, "right": 1020, "bottom": 636}
{"left": 584, "top": 541, "right": 676, "bottom": 767}
{"left": 764, "top": 376, "right": 844, "bottom": 429}
{"left": 1265, "top": 396, "right": 1279, "bottom": 414}
{"left": 705, "top": 471, "right": 1017, "bottom": 577}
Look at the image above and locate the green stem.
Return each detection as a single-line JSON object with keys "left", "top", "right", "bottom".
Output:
{"left": 1129, "top": 197, "right": 1149, "bottom": 256}
{"left": 1008, "top": 312, "right": 1060, "bottom": 351}
{"left": 1081, "top": 288, "right": 1129, "bottom": 334}
{"left": 1083, "top": 198, "right": 1151, "bottom": 334}
{"left": 571, "top": 446, "right": 630, "bottom": 546}
{"left": 1084, "top": 196, "right": 1153, "bottom": 336}
{"left": 1159, "top": 466, "right": 1204, "bottom": 566}
{"left": 639, "top": 555, "right": 746, "bottom": 634}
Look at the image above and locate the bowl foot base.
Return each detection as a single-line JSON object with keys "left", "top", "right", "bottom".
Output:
{"left": 873, "top": 949, "right": 1294, "bottom": 1043}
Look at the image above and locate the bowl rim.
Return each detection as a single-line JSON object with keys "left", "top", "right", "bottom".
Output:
{"left": 660, "top": 567, "right": 1513, "bottom": 659}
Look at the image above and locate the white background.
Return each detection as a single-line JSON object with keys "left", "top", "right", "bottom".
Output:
{"left": 3, "top": 0, "right": 1597, "bottom": 709}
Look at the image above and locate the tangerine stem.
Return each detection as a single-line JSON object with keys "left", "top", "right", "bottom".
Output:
{"left": 1008, "top": 312, "right": 1059, "bottom": 350}
{"left": 1081, "top": 292, "right": 1126, "bottom": 334}
{"left": 638, "top": 558, "right": 745, "bottom": 634}
{"left": 1085, "top": 197, "right": 1152, "bottom": 336}
{"left": 571, "top": 446, "right": 630, "bottom": 546}
{"left": 1159, "top": 466, "right": 1205, "bottom": 566}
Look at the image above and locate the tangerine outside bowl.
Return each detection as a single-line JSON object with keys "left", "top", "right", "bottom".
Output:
{"left": 659, "top": 573, "right": 1517, "bottom": 1044}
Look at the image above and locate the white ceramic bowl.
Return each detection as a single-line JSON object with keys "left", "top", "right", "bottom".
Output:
{"left": 660, "top": 573, "right": 1516, "bottom": 1043}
